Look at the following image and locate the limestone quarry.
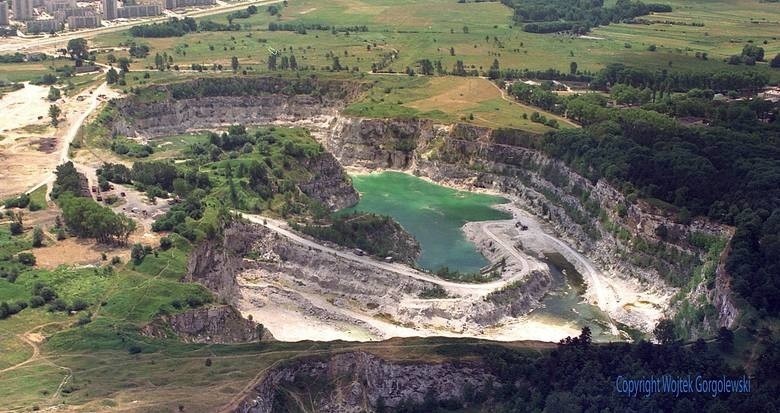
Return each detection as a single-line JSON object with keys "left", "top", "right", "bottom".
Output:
{"left": 110, "top": 77, "right": 735, "bottom": 344}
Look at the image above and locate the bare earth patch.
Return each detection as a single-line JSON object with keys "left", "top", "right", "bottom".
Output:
{"left": 33, "top": 237, "right": 129, "bottom": 269}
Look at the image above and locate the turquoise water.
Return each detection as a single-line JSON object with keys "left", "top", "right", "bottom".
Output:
{"left": 342, "top": 172, "right": 511, "bottom": 273}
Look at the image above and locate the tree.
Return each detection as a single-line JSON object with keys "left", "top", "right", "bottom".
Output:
{"left": 154, "top": 53, "right": 164, "bottom": 71}
{"left": 49, "top": 105, "right": 61, "bottom": 126}
{"left": 47, "top": 86, "right": 61, "bottom": 101}
{"left": 289, "top": 55, "right": 298, "bottom": 70}
{"left": 716, "top": 327, "right": 734, "bottom": 352}
{"left": 106, "top": 54, "right": 116, "bottom": 64}
{"left": 770, "top": 53, "right": 780, "bottom": 68}
{"left": 570, "top": 61, "right": 578, "bottom": 75}
{"left": 106, "top": 67, "right": 119, "bottom": 84}
{"left": 418, "top": 59, "right": 434, "bottom": 75}
{"left": 653, "top": 318, "right": 676, "bottom": 344}
{"left": 32, "top": 227, "right": 44, "bottom": 247}
{"left": 118, "top": 57, "right": 131, "bottom": 73}
{"left": 231, "top": 56, "right": 239, "bottom": 72}
{"left": 742, "top": 43, "right": 765, "bottom": 61}
{"left": 131, "top": 243, "right": 146, "bottom": 264}
{"left": 66, "top": 38, "right": 89, "bottom": 60}
{"left": 488, "top": 58, "right": 500, "bottom": 79}
{"left": 9, "top": 211, "right": 23, "bottom": 235}
{"left": 267, "top": 53, "right": 277, "bottom": 70}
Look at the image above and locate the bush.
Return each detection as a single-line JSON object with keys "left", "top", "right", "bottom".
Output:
{"left": 127, "top": 345, "right": 143, "bottom": 354}
{"left": 76, "top": 313, "right": 92, "bottom": 326}
{"left": 68, "top": 298, "right": 89, "bottom": 312}
{"left": 47, "top": 298, "right": 68, "bottom": 312}
{"left": 17, "top": 252, "right": 36, "bottom": 266}
{"left": 32, "top": 227, "right": 44, "bottom": 247}
{"left": 131, "top": 243, "right": 146, "bottom": 264}
{"left": 159, "top": 236, "right": 172, "bottom": 251}
{"left": 29, "top": 296, "right": 46, "bottom": 308}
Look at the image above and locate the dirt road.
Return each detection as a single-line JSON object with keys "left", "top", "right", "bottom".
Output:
{"left": 240, "top": 213, "right": 538, "bottom": 297}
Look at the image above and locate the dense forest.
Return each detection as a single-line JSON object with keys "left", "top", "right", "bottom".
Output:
{"left": 440, "top": 330, "right": 778, "bottom": 412}
{"left": 129, "top": 17, "right": 197, "bottom": 38}
{"left": 504, "top": 76, "right": 780, "bottom": 315}
{"left": 500, "top": 0, "right": 672, "bottom": 33}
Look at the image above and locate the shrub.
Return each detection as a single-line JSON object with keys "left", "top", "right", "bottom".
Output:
{"left": 159, "top": 236, "right": 172, "bottom": 251}
{"left": 17, "top": 252, "right": 36, "bottom": 266}
{"left": 29, "top": 296, "right": 46, "bottom": 308}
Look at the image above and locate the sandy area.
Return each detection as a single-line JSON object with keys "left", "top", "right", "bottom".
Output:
{"left": 0, "top": 83, "right": 50, "bottom": 132}
{"left": 0, "top": 81, "right": 113, "bottom": 199}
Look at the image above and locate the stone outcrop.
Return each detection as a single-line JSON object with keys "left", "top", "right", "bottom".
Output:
{"left": 185, "top": 221, "right": 262, "bottom": 301}
{"left": 298, "top": 153, "right": 359, "bottom": 210}
{"left": 140, "top": 305, "right": 273, "bottom": 343}
{"left": 234, "top": 351, "right": 498, "bottom": 413}
{"left": 113, "top": 77, "right": 365, "bottom": 138}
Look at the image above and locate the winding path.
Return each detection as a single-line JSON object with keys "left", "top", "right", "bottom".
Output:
{"left": 240, "top": 213, "right": 534, "bottom": 297}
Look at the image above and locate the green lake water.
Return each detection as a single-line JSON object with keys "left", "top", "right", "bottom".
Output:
{"left": 343, "top": 171, "right": 623, "bottom": 341}
{"left": 342, "top": 171, "right": 511, "bottom": 273}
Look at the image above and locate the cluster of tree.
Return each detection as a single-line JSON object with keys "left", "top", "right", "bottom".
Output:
{"left": 128, "top": 43, "right": 150, "bottom": 58}
{"left": 58, "top": 192, "right": 136, "bottom": 244}
{"left": 4, "top": 193, "right": 30, "bottom": 209}
{"left": 502, "top": 0, "right": 672, "bottom": 33}
{"left": 295, "top": 212, "right": 418, "bottom": 262}
{"left": 97, "top": 162, "right": 132, "bottom": 184}
{"left": 727, "top": 44, "right": 767, "bottom": 66}
{"left": 444, "top": 328, "right": 776, "bottom": 412}
{"left": 130, "top": 160, "right": 180, "bottom": 192}
{"left": 110, "top": 137, "right": 153, "bottom": 158}
{"left": 530, "top": 111, "right": 559, "bottom": 128}
{"left": 591, "top": 63, "right": 769, "bottom": 92}
{"left": 0, "top": 53, "right": 26, "bottom": 63}
{"left": 227, "top": 5, "right": 258, "bottom": 21}
{"left": 501, "top": 67, "right": 592, "bottom": 82}
{"left": 266, "top": 53, "right": 298, "bottom": 71}
{"left": 168, "top": 77, "right": 343, "bottom": 100}
{"left": 129, "top": 17, "right": 197, "bottom": 38}
{"left": 198, "top": 20, "right": 242, "bottom": 32}
{"left": 267, "top": 22, "right": 368, "bottom": 33}
{"left": 51, "top": 162, "right": 85, "bottom": 199}
{"left": 510, "top": 82, "right": 562, "bottom": 113}
{"left": 151, "top": 194, "right": 205, "bottom": 240}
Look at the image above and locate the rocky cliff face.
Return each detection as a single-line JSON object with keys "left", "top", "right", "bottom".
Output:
{"left": 234, "top": 351, "right": 498, "bottom": 413}
{"left": 186, "top": 221, "right": 262, "bottom": 301}
{"left": 298, "top": 153, "right": 359, "bottom": 210}
{"left": 114, "top": 77, "right": 364, "bottom": 138}
{"left": 319, "top": 117, "right": 736, "bottom": 334}
{"left": 140, "top": 305, "right": 273, "bottom": 343}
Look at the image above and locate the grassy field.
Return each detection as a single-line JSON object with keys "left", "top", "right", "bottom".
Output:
{"left": 89, "top": 0, "right": 780, "bottom": 78}
{"left": 346, "top": 75, "right": 576, "bottom": 131}
{"left": 0, "top": 60, "right": 74, "bottom": 83}
{"left": 74, "top": 0, "right": 780, "bottom": 132}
